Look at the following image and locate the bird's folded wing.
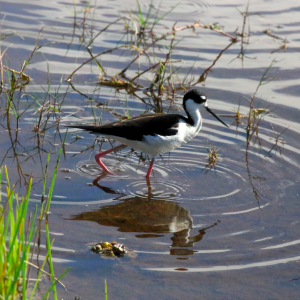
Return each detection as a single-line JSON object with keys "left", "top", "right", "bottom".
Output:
{"left": 67, "top": 114, "right": 188, "bottom": 141}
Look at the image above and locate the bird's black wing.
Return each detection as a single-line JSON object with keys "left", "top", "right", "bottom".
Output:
{"left": 67, "top": 114, "right": 188, "bottom": 141}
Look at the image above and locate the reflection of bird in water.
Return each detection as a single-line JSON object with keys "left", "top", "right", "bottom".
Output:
{"left": 70, "top": 196, "right": 219, "bottom": 255}
{"left": 67, "top": 89, "right": 228, "bottom": 178}
{"left": 170, "top": 222, "right": 219, "bottom": 256}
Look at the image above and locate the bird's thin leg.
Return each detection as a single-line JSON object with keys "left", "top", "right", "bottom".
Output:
{"left": 146, "top": 158, "right": 155, "bottom": 178}
{"left": 146, "top": 177, "right": 153, "bottom": 199}
{"left": 95, "top": 144, "right": 127, "bottom": 174}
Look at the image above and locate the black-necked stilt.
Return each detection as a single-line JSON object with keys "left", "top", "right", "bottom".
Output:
{"left": 68, "top": 89, "right": 228, "bottom": 178}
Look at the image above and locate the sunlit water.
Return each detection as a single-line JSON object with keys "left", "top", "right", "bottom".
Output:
{"left": 1, "top": 0, "right": 300, "bottom": 299}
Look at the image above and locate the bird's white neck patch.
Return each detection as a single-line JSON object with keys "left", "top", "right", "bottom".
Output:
{"left": 185, "top": 99, "right": 203, "bottom": 132}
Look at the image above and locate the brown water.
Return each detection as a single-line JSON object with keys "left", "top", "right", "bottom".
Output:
{"left": 1, "top": 0, "right": 300, "bottom": 299}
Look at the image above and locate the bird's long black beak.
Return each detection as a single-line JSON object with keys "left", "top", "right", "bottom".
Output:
{"left": 206, "top": 107, "right": 229, "bottom": 128}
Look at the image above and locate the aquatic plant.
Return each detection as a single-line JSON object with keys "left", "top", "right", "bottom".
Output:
{"left": 0, "top": 151, "right": 69, "bottom": 300}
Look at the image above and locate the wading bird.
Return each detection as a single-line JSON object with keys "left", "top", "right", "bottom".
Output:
{"left": 68, "top": 89, "right": 228, "bottom": 178}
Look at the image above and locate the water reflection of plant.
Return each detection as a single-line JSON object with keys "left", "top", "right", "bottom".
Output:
{"left": 244, "top": 60, "right": 289, "bottom": 204}
{"left": 267, "top": 124, "right": 287, "bottom": 156}
{"left": 245, "top": 59, "right": 276, "bottom": 152}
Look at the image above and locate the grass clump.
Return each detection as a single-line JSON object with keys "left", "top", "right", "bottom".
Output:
{"left": 0, "top": 166, "right": 36, "bottom": 299}
{"left": 0, "top": 151, "right": 69, "bottom": 300}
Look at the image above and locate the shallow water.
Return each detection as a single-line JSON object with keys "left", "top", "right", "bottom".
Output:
{"left": 1, "top": 0, "right": 300, "bottom": 299}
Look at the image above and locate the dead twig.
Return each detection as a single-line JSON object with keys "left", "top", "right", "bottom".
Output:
{"left": 263, "top": 29, "right": 288, "bottom": 41}
{"left": 172, "top": 21, "right": 237, "bottom": 41}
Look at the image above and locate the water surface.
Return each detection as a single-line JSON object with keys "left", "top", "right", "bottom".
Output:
{"left": 1, "top": 0, "right": 300, "bottom": 299}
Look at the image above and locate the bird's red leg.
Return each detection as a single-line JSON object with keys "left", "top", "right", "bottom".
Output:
{"left": 95, "top": 144, "right": 127, "bottom": 174}
{"left": 146, "top": 158, "right": 155, "bottom": 178}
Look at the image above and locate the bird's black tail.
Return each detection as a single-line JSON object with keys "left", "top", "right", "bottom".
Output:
{"left": 66, "top": 125, "right": 103, "bottom": 133}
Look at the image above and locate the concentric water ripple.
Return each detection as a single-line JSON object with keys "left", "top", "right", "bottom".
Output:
{"left": 2, "top": 0, "right": 300, "bottom": 298}
{"left": 19, "top": 93, "right": 299, "bottom": 276}
{"left": 151, "top": 0, "right": 213, "bottom": 16}
{"left": 63, "top": 112, "right": 300, "bottom": 274}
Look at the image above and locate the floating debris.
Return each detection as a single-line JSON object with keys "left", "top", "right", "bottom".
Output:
{"left": 206, "top": 146, "right": 219, "bottom": 171}
{"left": 61, "top": 168, "right": 72, "bottom": 173}
{"left": 98, "top": 77, "right": 138, "bottom": 91}
{"left": 91, "top": 241, "right": 128, "bottom": 257}
{"left": 251, "top": 108, "right": 269, "bottom": 117}
{"left": 234, "top": 110, "right": 245, "bottom": 124}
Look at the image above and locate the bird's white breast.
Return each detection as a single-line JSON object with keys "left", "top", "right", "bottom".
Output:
{"left": 137, "top": 120, "right": 201, "bottom": 157}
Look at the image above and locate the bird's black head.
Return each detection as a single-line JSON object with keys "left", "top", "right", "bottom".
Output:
{"left": 182, "top": 89, "right": 228, "bottom": 128}
{"left": 183, "top": 89, "right": 207, "bottom": 105}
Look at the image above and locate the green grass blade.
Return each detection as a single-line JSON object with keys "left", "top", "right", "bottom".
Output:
{"left": 41, "top": 268, "right": 70, "bottom": 300}
{"left": 45, "top": 223, "right": 58, "bottom": 299}
{"left": 6, "top": 179, "right": 32, "bottom": 298}
{"left": 136, "top": 0, "right": 145, "bottom": 25}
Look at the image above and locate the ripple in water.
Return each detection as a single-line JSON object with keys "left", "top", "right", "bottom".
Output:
{"left": 61, "top": 108, "right": 300, "bottom": 274}
{"left": 150, "top": 0, "right": 213, "bottom": 16}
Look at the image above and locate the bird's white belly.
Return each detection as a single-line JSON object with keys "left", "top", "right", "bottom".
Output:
{"left": 100, "top": 134, "right": 182, "bottom": 156}
{"left": 141, "top": 134, "right": 183, "bottom": 156}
